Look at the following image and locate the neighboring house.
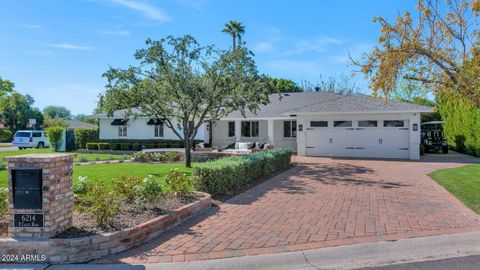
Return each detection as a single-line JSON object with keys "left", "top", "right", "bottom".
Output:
{"left": 93, "top": 108, "right": 206, "bottom": 141}
{"left": 93, "top": 91, "right": 431, "bottom": 160}
{"left": 66, "top": 120, "right": 97, "bottom": 130}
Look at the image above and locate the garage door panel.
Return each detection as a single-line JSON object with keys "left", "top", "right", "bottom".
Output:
{"left": 305, "top": 125, "right": 410, "bottom": 159}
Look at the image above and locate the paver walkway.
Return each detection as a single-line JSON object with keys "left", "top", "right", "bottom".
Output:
{"left": 96, "top": 153, "right": 480, "bottom": 264}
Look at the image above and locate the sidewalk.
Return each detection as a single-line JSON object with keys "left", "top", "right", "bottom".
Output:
{"left": 7, "top": 230, "right": 480, "bottom": 270}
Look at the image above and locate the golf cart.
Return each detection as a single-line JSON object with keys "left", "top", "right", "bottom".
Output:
{"left": 421, "top": 121, "right": 449, "bottom": 154}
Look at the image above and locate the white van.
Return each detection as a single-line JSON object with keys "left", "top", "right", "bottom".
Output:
{"left": 12, "top": 130, "right": 50, "bottom": 149}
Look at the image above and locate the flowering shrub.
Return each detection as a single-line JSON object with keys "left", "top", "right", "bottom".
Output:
{"left": 78, "top": 181, "right": 121, "bottom": 227}
{"left": 164, "top": 168, "right": 195, "bottom": 196}
{"left": 134, "top": 176, "right": 163, "bottom": 205}
{"left": 73, "top": 176, "right": 91, "bottom": 195}
{"left": 132, "top": 151, "right": 181, "bottom": 162}
{"left": 112, "top": 175, "right": 143, "bottom": 202}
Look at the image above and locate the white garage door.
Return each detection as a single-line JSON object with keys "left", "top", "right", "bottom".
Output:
{"left": 305, "top": 121, "right": 410, "bottom": 159}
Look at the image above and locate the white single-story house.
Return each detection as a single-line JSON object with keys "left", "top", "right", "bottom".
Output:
{"left": 94, "top": 108, "right": 206, "bottom": 141}
{"left": 93, "top": 91, "right": 431, "bottom": 160}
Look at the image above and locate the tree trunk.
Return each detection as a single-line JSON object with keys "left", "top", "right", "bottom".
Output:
{"left": 232, "top": 34, "right": 236, "bottom": 50}
{"left": 184, "top": 139, "right": 192, "bottom": 168}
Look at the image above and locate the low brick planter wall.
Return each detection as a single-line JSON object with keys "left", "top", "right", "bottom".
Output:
{"left": 0, "top": 192, "right": 211, "bottom": 264}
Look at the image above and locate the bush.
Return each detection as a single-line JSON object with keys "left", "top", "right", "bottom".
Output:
{"left": 437, "top": 92, "right": 480, "bottom": 156}
{"left": 109, "top": 142, "right": 120, "bottom": 150}
{"left": 132, "top": 143, "right": 141, "bottom": 151}
{"left": 0, "top": 129, "right": 12, "bottom": 142}
{"left": 132, "top": 152, "right": 149, "bottom": 162}
{"left": 112, "top": 175, "right": 143, "bottom": 202}
{"left": 97, "top": 142, "right": 110, "bottom": 150}
{"left": 164, "top": 168, "right": 195, "bottom": 196}
{"left": 86, "top": 142, "right": 99, "bottom": 150}
{"left": 164, "top": 151, "right": 180, "bottom": 162}
{"left": 73, "top": 176, "right": 92, "bottom": 195}
{"left": 120, "top": 143, "right": 131, "bottom": 151}
{"left": 134, "top": 177, "right": 163, "bottom": 205}
{"left": 74, "top": 128, "right": 98, "bottom": 149}
{"left": 0, "top": 188, "right": 7, "bottom": 219}
{"left": 0, "top": 162, "right": 6, "bottom": 171}
{"left": 193, "top": 148, "right": 292, "bottom": 196}
{"left": 45, "top": 126, "right": 65, "bottom": 151}
{"left": 132, "top": 151, "right": 181, "bottom": 162}
{"left": 79, "top": 181, "right": 121, "bottom": 227}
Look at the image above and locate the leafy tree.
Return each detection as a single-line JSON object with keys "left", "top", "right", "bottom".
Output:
{"left": 391, "top": 79, "right": 427, "bottom": 101}
{"left": 102, "top": 35, "right": 270, "bottom": 167}
{"left": 0, "top": 77, "right": 14, "bottom": 97}
{"left": 301, "top": 74, "right": 360, "bottom": 96}
{"left": 43, "top": 105, "right": 72, "bottom": 119}
{"left": 352, "top": 0, "right": 480, "bottom": 105}
{"left": 222, "top": 20, "right": 245, "bottom": 50}
{"left": 44, "top": 118, "right": 69, "bottom": 129}
{"left": 0, "top": 93, "right": 44, "bottom": 132}
{"left": 73, "top": 114, "right": 97, "bottom": 124}
{"left": 265, "top": 77, "right": 302, "bottom": 93}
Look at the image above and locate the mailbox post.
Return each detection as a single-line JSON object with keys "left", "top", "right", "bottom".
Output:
{"left": 4, "top": 154, "right": 75, "bottom": 238}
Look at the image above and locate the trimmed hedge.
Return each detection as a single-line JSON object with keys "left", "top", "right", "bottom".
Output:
{"left": 98, "top": 143, "right": 110, "bottom": 150}
{"left": 193, "top": 148, "right": 292, "bottom": 196}
{"left": 99, "top": 139, "right": 202, "bottom": 150}
{"left": 437, "top": 92, "right": 480, "bottom": 156}
{"left": 86, "top": 142, "right": 99, "bottom": 150}
{"left": 74, "top": 128, "right": 99, "bottom": 149}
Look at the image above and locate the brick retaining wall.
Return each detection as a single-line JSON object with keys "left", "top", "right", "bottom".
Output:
{"left": 0, "top": 192, "right": 211, "bottom": 264}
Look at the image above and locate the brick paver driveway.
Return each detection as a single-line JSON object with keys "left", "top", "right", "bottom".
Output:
{"left": 97, "top": 153, "right": 480, "bottom": 264}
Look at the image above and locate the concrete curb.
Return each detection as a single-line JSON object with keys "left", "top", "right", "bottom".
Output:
{"left": 24, "top": 230, "right": 480, "bottom": 270}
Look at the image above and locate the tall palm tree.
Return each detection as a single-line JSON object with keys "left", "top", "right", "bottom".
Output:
{"left": 222, "top": 20, "right": 245, "bottom": 50}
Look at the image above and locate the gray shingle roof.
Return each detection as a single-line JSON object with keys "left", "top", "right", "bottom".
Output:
{"left": 223, "top": 91, "right": 342, "bottom": 119}
{"left": 286, "top": 93, "right": 432, "bottom": 115}
{"left": 67, "top": 120, "right": 97, "bottom": 129}
{"left": 92, "top": 91, "right": 432, "bottom": 119}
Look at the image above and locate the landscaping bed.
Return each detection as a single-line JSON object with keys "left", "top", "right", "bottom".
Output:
{"left": 54, "top": 193, "right": 201, "bottom": 238}
{"left": 0, "top": 195, "right": 201, "bottom": 238}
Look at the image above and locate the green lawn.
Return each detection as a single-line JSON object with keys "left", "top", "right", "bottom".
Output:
{"left": 429, "top": 164, "right": 480, "bottom": 213}
{"left": 0, "top": 148, "right": 131, "bottom": 163}
{"left": 0, "top": 162, "right": 191, "bottom": 188}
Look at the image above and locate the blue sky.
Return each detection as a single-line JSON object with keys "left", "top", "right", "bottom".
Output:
{"left": 0, "top": 0, "right": 417, "bottom": 115}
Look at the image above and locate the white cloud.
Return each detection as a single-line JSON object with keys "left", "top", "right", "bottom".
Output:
{"left": 174, "top": 0, "right": 208, "bottom": 10}
{"left": 283, "top": 36, "right": 343, "bottom": 56}
{"left": 47, "top": 43, "right": 94, "bottom": 50}
{"left": 107, "top": 0, "right": 170, "bottom": 22}
{"left": 16, "top": 23, "right": 42, "bottom": 30}
{"left": 254, "top": 42, "right": 275, "bottom": 53}
{"left": 96, "top": 29, "right": 131, "bottom": 36}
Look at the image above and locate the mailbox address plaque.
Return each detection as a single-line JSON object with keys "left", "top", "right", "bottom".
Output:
{"left": 13, "top": 213, "right": 44, "bottom": 228}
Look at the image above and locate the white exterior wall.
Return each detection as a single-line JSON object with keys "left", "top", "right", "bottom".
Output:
{"left": 211, "top": 119, "right": 297, "bottom": 152}
{"left": 296, "top": 112, "right": 421, "bottom": 160}
{"left": 99, "top": 118, "right": 206, "bottom": 141}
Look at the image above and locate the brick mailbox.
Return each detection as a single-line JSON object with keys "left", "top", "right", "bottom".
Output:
{"left": 4, "top": 154, "right": 76, "bottom": 238}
